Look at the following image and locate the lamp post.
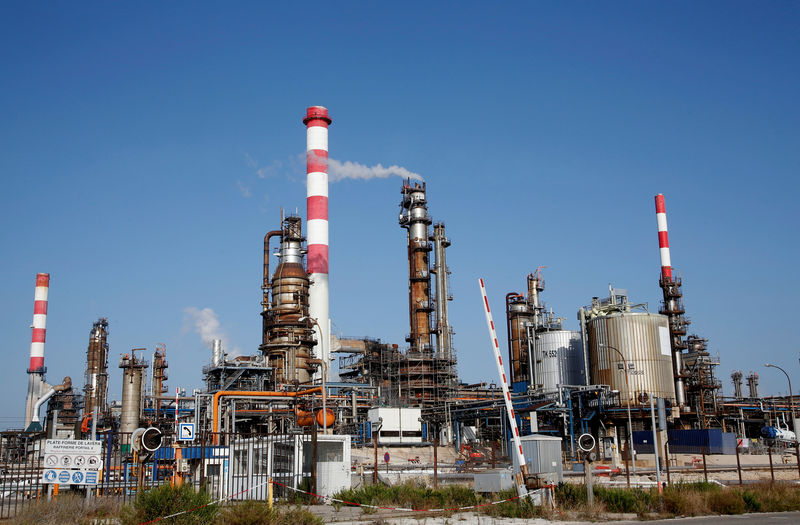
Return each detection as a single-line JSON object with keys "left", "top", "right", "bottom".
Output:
{"left": 300, "top": 316, "right": 328, "bottom": 434}
{"left": 601, "top": 343, "right": 636, "bottom": 473}
{"left": 765, "top": 363, "right": 795, "bottom": 429}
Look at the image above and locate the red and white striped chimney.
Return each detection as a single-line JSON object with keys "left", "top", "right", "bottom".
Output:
{"left": 304, "top": 106, "right": 331, "bottom": 378}
{"left": 28, "top": 273, "right": 49, "bottom": 372}
{"left": 654, "top": 194, "right": 672, "bottom": 281}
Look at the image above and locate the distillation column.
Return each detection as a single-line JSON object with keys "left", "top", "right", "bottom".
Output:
{"left": 84, "top": 318, "right": 110, "bottom": 416}
{"left": 304, "top": 106, "right": 332, "bottom": 381}
{"left": 260, "top": 216, "right": 318, "bottom": 384}
{"left": 400, "top": 181, "right": 433, "bottom": 354}
{"left": 24, "top": 273, "right": 50, "bottom": 429}
{"left": 431, "top": 222, "right": 457, "bottom": 391}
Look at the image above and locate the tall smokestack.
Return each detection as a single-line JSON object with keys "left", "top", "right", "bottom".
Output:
{"left": 655, "top": 194, "right": 672, "bottom": 281}
{"left": 24, "top": 273, "right": 50, "bottom": 428}
{"left": 654, "top": 194, "right": 687, "bottom": 408}
{"left": 304, "top": 106, "right": 331, "bottom": 380}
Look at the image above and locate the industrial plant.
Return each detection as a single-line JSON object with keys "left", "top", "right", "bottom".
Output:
{"left": 2, "top": 105, "right": 799, "bottom": 513}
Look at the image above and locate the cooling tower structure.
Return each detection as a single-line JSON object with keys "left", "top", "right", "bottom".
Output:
{"left": 260, "top": 215, "right": 318, "bottom": 384}
{"left": 83, "top": 318, "right": 110, "bottom": 416}
{"left": 581, "top": 288, "right": 675, "bottom": 405}
{"left": 396, "top": 181, "right": 456, "bottom": 405}
{"left": 24, "top": 273, "right": 50, "bottom": 429}
{"left": 120, "top": 350, "right": 148, "bottom": 436}
{"left": 304, "top": 106, "right": 331, "bottom": 382}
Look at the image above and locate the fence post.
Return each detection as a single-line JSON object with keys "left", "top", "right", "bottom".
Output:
{"left": 702, "top": 445, "right": 708, "bottom": 483}
{"left": 735, "top": 444, "right": 742, "bottom": 485}
{"left": 268, "top": 477, "right": 273, "bottom": 510}
{"left": 664, "top": 440, "right": 670, "bottom": 485}
{"left": 768, "top": 445, "right": 775, "bottom": 482}
{"left": 311, "top": 423, "right": 318, "bottom": 499}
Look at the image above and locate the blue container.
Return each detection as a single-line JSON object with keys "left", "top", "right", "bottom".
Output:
{"left": 633, "top": 429, "right": 737, "bottom": 455}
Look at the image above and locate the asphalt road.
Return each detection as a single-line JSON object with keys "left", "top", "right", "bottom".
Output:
{"left": 610, "top": 512, "right": 800, "bottom": 525}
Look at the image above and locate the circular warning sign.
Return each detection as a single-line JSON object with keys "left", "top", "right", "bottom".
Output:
{"left": 60, "top": 455, "right": 72, "bottom": 467}
{"left": 87, "top": 455, "right": 101, "bottom": 468}
{"left": 74, "top": 456, "right": 86, "bottom": 467}
{"left": 384, "top": 452, "right": 390, "bottom": 463}
{"left": 45, "top": 455, "right": 58, "bottom": 467}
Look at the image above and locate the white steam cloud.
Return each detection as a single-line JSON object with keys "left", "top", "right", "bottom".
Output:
{"left": 326, "top": 158, "right": 424, "bottom": 182}
{"left": 183, "top": 307, "right": 240, "bottom": 356}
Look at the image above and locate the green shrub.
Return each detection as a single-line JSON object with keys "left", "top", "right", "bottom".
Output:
{"left": 216, "top": 501, "right": 322, "bottom": 525}
{"left": 119, "top": 483, "right": 218, "bottom": 525}
{"left": 10, "top": 494, "right": 121, "bottom": 525}
{"left": 555, "top": 482, "right": 586, "bottom": 507}
{"left": 708, "top": 490, "right": 746, "bottom": 515}
{"left": 741, "top": 490, "right": 762, "bottom": 512}
{"left": 332, "top": 481, "right": 480, "bottom": 510}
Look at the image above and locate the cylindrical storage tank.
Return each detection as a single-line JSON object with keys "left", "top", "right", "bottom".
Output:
{"left": 588, "top": 313, "right": 675, "bottom": 404}
{"left": 534, "top": 330, "right": 585, "bottom": 391}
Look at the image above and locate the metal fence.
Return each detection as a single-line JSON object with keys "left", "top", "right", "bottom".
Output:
{"left": 0, "top": 430, "right": 314, "bottom": 519}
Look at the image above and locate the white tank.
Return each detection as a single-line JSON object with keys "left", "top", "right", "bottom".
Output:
{"left": 533, "top": 330, "right": 585, "bottom": 391}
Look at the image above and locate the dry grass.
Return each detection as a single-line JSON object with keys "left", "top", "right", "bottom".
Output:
{"left": 9, "top": 493, "right": 121, "bottom": 525}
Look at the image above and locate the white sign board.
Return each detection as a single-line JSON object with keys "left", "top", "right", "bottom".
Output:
{"left": 42, "top": 439, "right": 103, "bottom": 484}
{"left": 178, "top": 423, "right": 195, "bottom": 442}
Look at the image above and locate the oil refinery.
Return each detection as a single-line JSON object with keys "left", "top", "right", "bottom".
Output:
{"left": 2, "top": 105, "right": 799, "bottom": 511}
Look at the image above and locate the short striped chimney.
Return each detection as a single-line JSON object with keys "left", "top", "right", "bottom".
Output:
{"left": 24, "top": 272, "right": 50, "bottom": 428}
{"left": 304, "top": 106, "right": 331, "bottom": 378}
{"left": 28, "top": 273, "right": 50, "bottom": 373}
{"left": 654, "top": 194, "right": 672, "bottom": 281}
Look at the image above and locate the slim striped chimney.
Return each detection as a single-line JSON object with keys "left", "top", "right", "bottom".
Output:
{"left": 24, "top": 273, "right": 50, "bottom": 428}
{"left": 304, "top": 106, "right": 331, "bottom": 379}
{"left": 654, "top": 194, "right": 672, "bottom": 281}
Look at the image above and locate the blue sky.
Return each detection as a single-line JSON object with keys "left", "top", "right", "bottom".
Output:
{"left": 1, "top": 2, "right": 798, "bottom": 428}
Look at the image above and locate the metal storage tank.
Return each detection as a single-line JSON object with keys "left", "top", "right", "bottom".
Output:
{"left": 533, "top": 330, "right": 585, "bottom": 390}
{"left": 587, "top": 311, "right": 675, "bottom": 404}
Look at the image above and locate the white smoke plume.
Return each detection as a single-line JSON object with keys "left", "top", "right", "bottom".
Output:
{"left": 183, "top": 307, "right": 228, "bottom": 350}
{"left": 328, "top": 158, "right": 424, "bottom": 182}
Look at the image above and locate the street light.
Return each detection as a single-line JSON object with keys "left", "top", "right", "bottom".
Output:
{"left": 601, "top": 343, "right": 636, "bottom": 474}
{"left": 300, "top": 316, "right": 328, "bottom": 434}
{"left": 765, "top": 363, "right": 795, "bottom": 430}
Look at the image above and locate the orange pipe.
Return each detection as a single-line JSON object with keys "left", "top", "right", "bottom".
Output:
{"left": 212, "top": 387, "right": 322, "bottom": 440}
{"left": 296, "top": 407, "right": 335, "bottom": 427}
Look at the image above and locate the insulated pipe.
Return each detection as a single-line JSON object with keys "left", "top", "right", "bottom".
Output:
{"left": 654, "top": 194, "right": 672, "bottom": 281}
{"left": 212, "top": 387, "right": 322, "bottom": 439}
{"left": 304, "top": 106, "right": 331, "bottom": 381}
{"left": 262, "top": 230, "right": 282, "bottom": 303}
{"left": 31, "top": 388, "right": 55, "bottom": 424}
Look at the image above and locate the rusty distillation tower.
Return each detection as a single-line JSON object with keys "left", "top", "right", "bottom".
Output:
{"left": 84, "top": 318, "right": 110, "bottom": 416}
{"left": 259, "top": 215, "right": 318, "bottom": 385}
{"left": 397, "top": 181, "right": 457, "bottom": 405}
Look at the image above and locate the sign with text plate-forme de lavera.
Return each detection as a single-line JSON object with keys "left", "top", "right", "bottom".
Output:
{"left": 42, "top": 439, "right": 103, "bottom": 484}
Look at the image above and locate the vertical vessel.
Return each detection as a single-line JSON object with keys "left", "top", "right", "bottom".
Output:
{"left": 260, "top": 216, "right": 318, "bottom": 383}
{"left": 84, "top": 318, "right": 110, "bottom": 416}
